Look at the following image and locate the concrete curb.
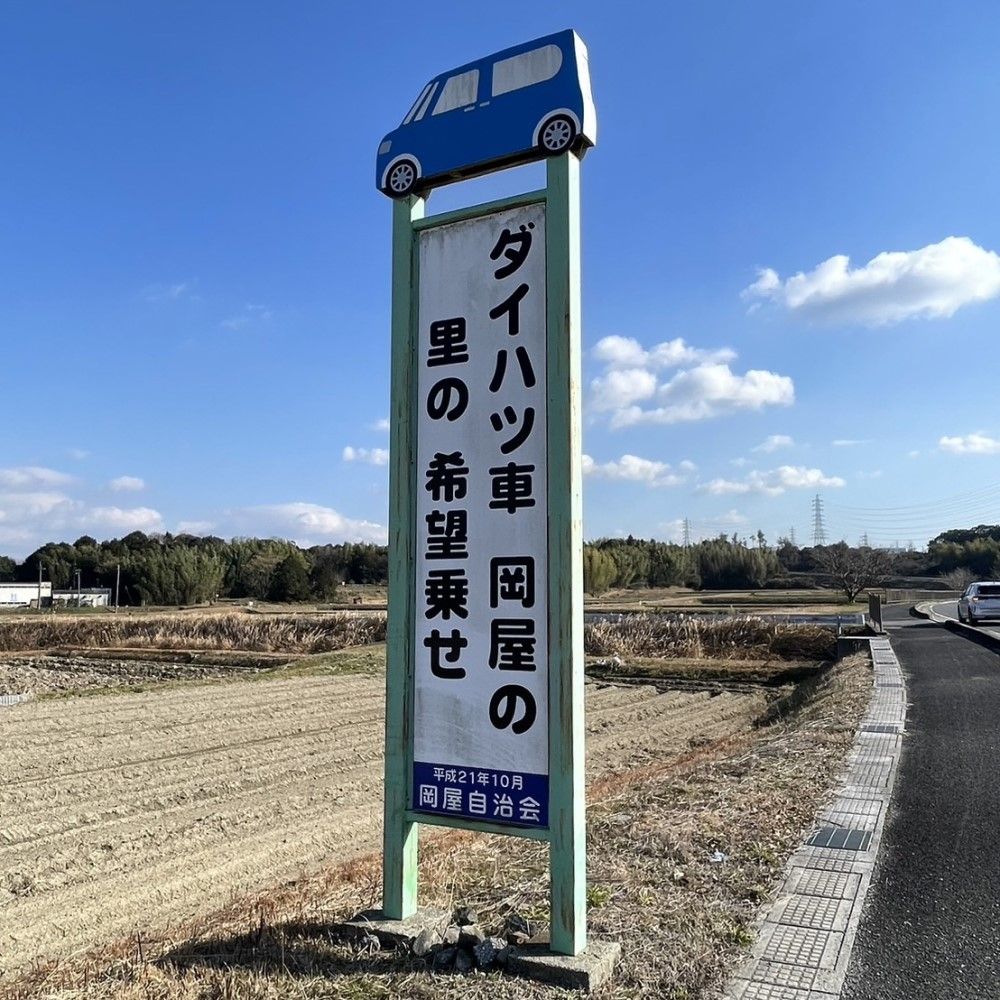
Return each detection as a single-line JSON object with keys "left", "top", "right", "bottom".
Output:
{"left": 912, "top": 602, "right": 1000, "bottom": 654}
{"left": 726, "top": 637, "right": 906, "bottom": 1000}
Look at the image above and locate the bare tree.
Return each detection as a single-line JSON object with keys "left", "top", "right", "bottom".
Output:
{"left": 818, "top": 543, "right": 893, "bottom": 601}
{"left": 943, "top": 567, "right": 976, "bottom": 592}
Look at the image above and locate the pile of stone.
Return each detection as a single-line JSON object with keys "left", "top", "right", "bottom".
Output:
{"left": 412, "top": 906, "right": 534, "bottom": 973}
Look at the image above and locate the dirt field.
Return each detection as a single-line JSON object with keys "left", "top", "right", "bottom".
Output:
{"left": 0, "top": 671, "right": 767, "bottom": 977}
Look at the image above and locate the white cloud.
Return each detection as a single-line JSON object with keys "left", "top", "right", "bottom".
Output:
{"left": 88, "top": 506, "right": 164, "bottom": 532}
{"left": 343, "top": 445, "right": 390, "bottom": 466}
{"left": 607, "top": 364, "right": 794, "bottom": 428}
{"left": 715, "top": 509, "right": 749, "bottom": 526}
{"left": 143, "top": 281, "right": 195, "bottom": 303}
{"left": 221, "top": 303, "right": 273, "bottom": 330}
{"left": 0, "top": 491, "right": 77, "bottom": 521}
{"left": 679, "top": 459, "right": 697, "bottom": 472}
{"left": 753, "top": 434, "right": 794, "bottom": 453}
{"left": 0, "top": 466, "right": 74, "bottom": 489}
{"left": 582, "top": 454, "right": 686, "bottom": 487}
{"left": 730, "top": 456, "right": 750, "bottom": 468}
{"left": 939, "top": 432, "right": 1000, "bottom": 455}
{"left": 109, "top": 475, "right": 146, "bottom": 493}
{"left": 700, "top": 465, "right": 846, "bottom": 496}
{"left": 371, "top": 418, "right": 391, "bottom": 433}
{"left": 226, "top": 502, "right": 387, "bottom": 546}
{"left": 592, "top": 335, "right": 735, "bottom": 370}
{"left": 908, "top": 449, "right": 921, "bottom": 459}
{"left": 832, "top": 439, "right": 870, "bottom": 447}
{"left": 857, "top": 469, "right": 884, "bottom": 480}
{"left": 68, "top": 448, "right": 90, "bottom": 461}
{"left": 743, "top": 236, "right": 1000, "bottom": 326}
{"left": 176, "top": 520, "right": 216, "bottom": 536}
{"left": 589, "top": 334, "right": 792, "bottom": 429}
{"left": 589, "top": 368, "right": 658, "bottom": 413}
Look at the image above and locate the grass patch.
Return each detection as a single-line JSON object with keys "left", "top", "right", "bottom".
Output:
{"left": 587, "top": 654, "right": 824, "bottom": 686}
{"left": 7, "top": 654, "right": 872, "bottom": 1000}
{"left": 0, "top": 612, "right": 387, "bottom": 655}
{"left": 585, "top": 615, "right": 837, "bottom": 662}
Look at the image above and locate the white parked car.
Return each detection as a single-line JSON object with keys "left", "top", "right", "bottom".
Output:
{"left": 958, "top": 581, "right": 1000, "bottom": 625}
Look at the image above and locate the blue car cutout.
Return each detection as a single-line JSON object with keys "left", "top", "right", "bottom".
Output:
{"left": 376, "top": 29, "right": 597, "bottom": 198}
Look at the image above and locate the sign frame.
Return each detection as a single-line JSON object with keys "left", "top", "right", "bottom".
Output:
{"left": 383, "top": 152, "right": 585, "bottom": 955}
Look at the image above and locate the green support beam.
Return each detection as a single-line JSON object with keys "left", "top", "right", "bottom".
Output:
{"left": 383, "top": 192, "right": 424, "bottom": 919}
{"left": 545, "top": 151, "right": 587, "bottom": 956}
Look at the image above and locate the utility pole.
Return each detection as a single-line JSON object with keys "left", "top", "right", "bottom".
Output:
{"left": 682, "top": 518, "right": 692, "bottom": 547}
{"left": 75, "top": 568, "right": 81, "bottom": 607}
{"left": 811, "top": 494, "right": 827, "bottom": 546}
{"left": 115, "top": 563, "right": 121, "bottom": 612}
{"left": 37, "top": 560, "right": 43, "bottom": 611}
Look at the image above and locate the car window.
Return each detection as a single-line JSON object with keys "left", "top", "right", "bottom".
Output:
{"left": 978, "top": 585, "right": 1000, "bottom": 597}
{"left": 402, "top": 82, "right": 433, "bottom": 125}
{"left": 492, "top": 44, "right": 563, "bottom": 97}
{"left": 432, "top": 70, "right": 479, "bottom": 115}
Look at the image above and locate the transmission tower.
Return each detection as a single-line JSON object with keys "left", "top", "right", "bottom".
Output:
{"left": 682, "top": 517, "right": 692, "bottom": 547}
{"left": 812, "top": 494, "right": 827, "bottom": 546}
{"left": 860, "top": 532, "right": 870, "bottom": 548}
{"left": 789, "top": 526, "right": 797, "bottom": 546}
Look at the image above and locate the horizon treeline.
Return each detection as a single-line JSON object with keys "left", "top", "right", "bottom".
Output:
{"left": 0, "top": 533, "right": 386, "bottom": 606}
{"left": 0, "top": 525, "right": 996, "bottom": 604}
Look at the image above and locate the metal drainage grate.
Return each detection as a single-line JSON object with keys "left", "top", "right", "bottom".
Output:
{"left": 806, "top": 826, "right": 873, "bottom": 852}
{"left": 860, "top": 723, "right": 900, "bottom": 734}
{"left": 879, "top": 682, "right": 904, "bottom": 688}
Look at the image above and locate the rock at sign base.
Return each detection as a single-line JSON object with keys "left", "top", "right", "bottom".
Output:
{"left": 432, "top": 946, "right": 457, "bottom": 970}
{"left": 454, "top": 948, "right": 474, "bottom": 973}
{"left": 473, "top": 936, "right": 508, "bottom": 968}
{"left": 503, "top": 913, "right": 533, "bottom": 945}
{"left": 442, "top": 925, "right": 461, "bottom": 947}
{"left": 452, "top": 905, "right": 478, "bottom": 926}
{"left": 459, "top": 923, "right": 486, "bottom": 947}
{"left": 412, "top": 928, "right": 441, "bottom": 958}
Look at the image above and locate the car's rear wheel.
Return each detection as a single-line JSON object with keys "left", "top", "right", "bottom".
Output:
{"left": 968, "top": 613, "right": 978, "bottom": 626}
{"left": 385, "top": 159, "right": 418, "bottom": 198}
{"left": 538, "top": 114, "right": 577, "bottom": 155}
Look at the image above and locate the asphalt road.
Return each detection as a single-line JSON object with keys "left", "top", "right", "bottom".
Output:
{"left": 929, "top": 600, "right": 1000, "bottom": 642}
{"left": 842, "top": 612, "right": 1000, "bottom": 999}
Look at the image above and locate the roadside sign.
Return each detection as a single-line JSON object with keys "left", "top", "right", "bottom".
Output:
{"left": 378, "top": 29, "right": 596, "bottom": 958}
{"left": 413, "top": 202, "right": 550, "bottom": 830}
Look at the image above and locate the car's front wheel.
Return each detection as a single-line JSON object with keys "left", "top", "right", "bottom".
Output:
{"left": 538, "top": 114, "right": 577, "bottom": 155}
{"left": 385, "top": 159, "right": 418, "bottom": 198}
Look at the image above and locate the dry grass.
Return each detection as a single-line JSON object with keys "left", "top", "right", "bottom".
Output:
{"left": 0, "top": 613, "right": 386, "bottom": 655}
{"left": 5, "top": 653, "right": 872, "bottom": 1000}
{"left": 585, "top": 614, "right": 836, "bottom": 663}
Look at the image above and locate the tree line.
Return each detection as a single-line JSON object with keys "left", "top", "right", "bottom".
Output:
{"left": 1, "top": 523, "right": 997, "bottom": 605}
{"left": 0, "top": 533, "right": 387, "bottom": 606}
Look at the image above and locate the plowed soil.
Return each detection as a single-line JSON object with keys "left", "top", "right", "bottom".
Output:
{"left": 0, "top": 672, "right": 766, "bottom": 975}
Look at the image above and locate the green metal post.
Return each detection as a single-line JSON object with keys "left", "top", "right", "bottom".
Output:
{"left": 545, "top": 152, "right": 587, "bottom": 956}
{"left": 383, "top": 192, "right": 424, "bottom": 919}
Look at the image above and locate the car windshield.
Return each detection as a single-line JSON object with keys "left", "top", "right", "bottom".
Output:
{"left": 400, "top": 81, "right": 438, "bottom": 126}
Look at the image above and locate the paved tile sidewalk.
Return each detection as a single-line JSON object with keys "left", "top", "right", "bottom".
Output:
{"left": 727, "top": 638, "right": 905, "bottom": 1000}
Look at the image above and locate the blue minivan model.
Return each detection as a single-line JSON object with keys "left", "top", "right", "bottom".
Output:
{"left": 376, "top": 29, "right": 597, "bottom": 198}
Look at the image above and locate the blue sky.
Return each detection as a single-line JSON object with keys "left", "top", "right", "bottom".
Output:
{"left": 3, "top": 1, "right": 1000, "bottom": 558}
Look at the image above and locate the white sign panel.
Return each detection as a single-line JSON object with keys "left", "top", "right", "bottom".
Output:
{"left": 412, "top": 201, "right": 548, "bottom": 830}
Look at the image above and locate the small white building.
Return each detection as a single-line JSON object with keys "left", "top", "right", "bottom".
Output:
{"left": 0, "top": 582, "right": 53, "bottom": 607}
{"left": 52, "top": 588, "right": 112, "bottom": 608}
